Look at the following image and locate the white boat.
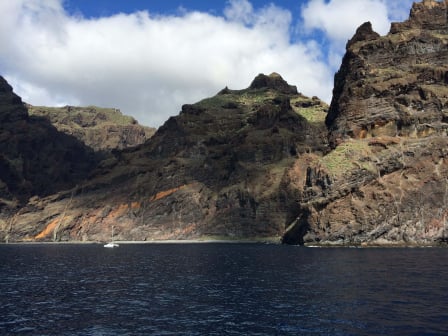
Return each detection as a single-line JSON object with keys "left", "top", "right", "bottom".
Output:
{"left": 104, "top": 226, "right": 119, "bottom": 248}
{"left": 104, "top": 242, "right": 119, "bottom": 248}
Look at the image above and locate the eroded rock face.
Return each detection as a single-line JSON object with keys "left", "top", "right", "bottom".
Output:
{"left": 0, "top": 73, "right": 329, "bottom": 242}
{"left": 327, "top": 0, "right": 448, "bottom": 147}
{"left": 284, "top": 0, "right": 448, "bottom": 246}
{"left": 28, "top": 105, "right": 155, "bottom": 152}
{"left": 249, "top": 72, "right": 299, "bottom": 94}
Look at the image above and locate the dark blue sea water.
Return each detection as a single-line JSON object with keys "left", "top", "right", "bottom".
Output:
{"left": 0, "top": 243, "right": 447, "bottom": 335}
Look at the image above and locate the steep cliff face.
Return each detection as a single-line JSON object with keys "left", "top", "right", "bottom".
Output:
{"left": 28, "top": 105, "right": 155, "bottom": 151}
{"left": 0, "top": 77, "right": 99, "bottom": 206}
{"left": 327, "top": 0, "right": 448, "bottom": 146}
{"left": 283, "top": 0, "right": 448, "bottom": 246}
{"left": 1, "top": 73, "right": 329, "bottom": 242}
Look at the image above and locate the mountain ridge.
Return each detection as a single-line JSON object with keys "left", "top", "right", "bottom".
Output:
{"left": 0, "top": 73, "right": 329, "bottom": 242}
{"left": 2, "top": 0, "right": 448, "bottom": 245}
{"left": 28, "top": 104, "right": 155, "bottom": 152}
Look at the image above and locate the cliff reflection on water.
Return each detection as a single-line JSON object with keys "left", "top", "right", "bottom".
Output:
{"left": 1, "top": 243, "right": 447, "bottom": 335}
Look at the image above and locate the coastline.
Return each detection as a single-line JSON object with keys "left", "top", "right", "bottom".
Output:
{"left": 1, "top": 239, "right": 446, "bottom": 247}
{"left": 0, "top": 237, "right": 283, "bottom": 245}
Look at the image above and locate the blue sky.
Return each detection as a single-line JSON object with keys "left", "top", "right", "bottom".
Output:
{"left": 0, "top": 0, "right": 415, "bottom": 127}
{"left": 65, "top": 0, "right": 303, "bottom": 17}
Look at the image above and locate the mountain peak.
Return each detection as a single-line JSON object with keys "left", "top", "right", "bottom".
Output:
{"left": 391, "top": 0, "right": 447, "bottom": 33}
{"left": 347, "top": 21, "right": 380, "bottom": 48}
{"left": 268, "top": 72, "right": 282, "bottom": 78}
{"left": 249, "top": 73, "right": 298, "bottom": 94}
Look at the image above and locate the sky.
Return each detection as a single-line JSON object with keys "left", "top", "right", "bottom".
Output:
{"left": 0, "top": 0, "right": 416, "bottom": 127}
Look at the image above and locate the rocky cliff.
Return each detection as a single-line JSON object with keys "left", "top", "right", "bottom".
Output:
{"left": 283, "top": 0, "right": 448, "bottom": 245}
{"left": 2, "top": 0, "right": 448, "bottom": 246}
{"left": 28, "top": 105, "right": 155, "bottom": 152}
{"left": 0, "top": 78, "right": 155, "bottom": 242}
{"left": 0, "top": 73, "right": 329, "bottom": 242}
{"left": 327, "top": 0, "right": 448, "bottom": 145}
{"left": 0, "top": 77, "right": 99, "bottom": 206}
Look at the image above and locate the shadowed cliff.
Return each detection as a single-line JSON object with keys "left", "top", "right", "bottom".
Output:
{"left": 0, "top": 77, "right": 100, "bottom": 205}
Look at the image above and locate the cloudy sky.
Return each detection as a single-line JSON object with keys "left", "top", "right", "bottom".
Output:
{"left": 0, "top": 0, "right": 416, "bottom": 127}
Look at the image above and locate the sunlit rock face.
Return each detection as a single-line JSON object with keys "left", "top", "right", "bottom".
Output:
{"left": 284, "top": 0, "right": 448, "bottom": 246}
{"left": 327, "top": 0, "right": 448, "bottom": 147}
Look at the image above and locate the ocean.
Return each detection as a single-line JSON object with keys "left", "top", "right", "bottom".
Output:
{"left": 1, "top": 243, "right": 447, "bottom": 335}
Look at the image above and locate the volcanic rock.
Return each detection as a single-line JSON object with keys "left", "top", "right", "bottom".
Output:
{"left": 283, "top": 0, "right": 448, "bottom": 246}
{"left": 327, "top": 0, "right": 448, "bottom": 147}
{"left": 249, "top": 72, "right": 298, "bottom": 94}
{"left": 28, "top": 105, "right": 155, "bottom": 152}
{"left": 0, "top": 77, "right": 99, "bottom": 207}
{"left": 3, "top": 1, "right": 448, "bottom": 246}
{"left": 0, "top": 74, "right": 329, "bottom": 242}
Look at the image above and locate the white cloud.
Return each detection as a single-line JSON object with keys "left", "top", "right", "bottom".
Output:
{"left": 302, "top": 0, "right": 390, "bottom": 43}
{"left": 0, "top": 0, "right": 414, "bottom": 127}
{"left": 300, "top": 0, "right": 415, "bottom": 75}
{"left": 224, "top": 0, "right": 254, "bottom": 24}
{"left": 0, "top": 0, "right": 334, "bottom": 127}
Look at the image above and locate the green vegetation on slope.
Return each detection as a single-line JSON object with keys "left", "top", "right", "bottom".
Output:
{"left": 320, "top": 140, "right": 377, "bottom": 177}
{"left": 28, "top": 105, "right": 137, "bottom": 128}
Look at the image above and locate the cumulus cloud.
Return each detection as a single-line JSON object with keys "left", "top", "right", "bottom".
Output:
{"left": 302, "top": 0, "right": 390, "bottom": 43}
{"left": 0, "top": 0, "right": 414, "bottom": 127}
{"left": 301, "top": 0, "right": 415, "bottom": 70}
{"left": 224, "top": 0, "right": 254, "bottom": 24}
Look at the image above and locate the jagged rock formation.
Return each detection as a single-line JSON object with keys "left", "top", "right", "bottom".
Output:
{"left": 0, "top": 73, "right": 329, "bottom": 242}
{"left": 283, "top": 0, "right": 448, "bottom": 245}
{"left": 28, "top": 105, "right": 155, "bottom": 152}
{"left": 327, "top": 0, "right": 448, "bottom": 146}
